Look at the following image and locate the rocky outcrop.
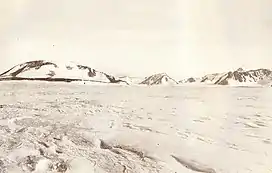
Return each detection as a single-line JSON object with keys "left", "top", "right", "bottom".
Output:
{"left": 186, "top": 77, "right": 196, "bottom": 83}
{"left": 0, "top": 60, "right": 58, "bottom": 77}
{"left": 140, "top": 73, "right": 178, "bottom": 85}
{"left": 0, "top": 60, "right": 128, "bottom": 84}
{"left": 201, "top": 73, "right": 226, "bottom": 83}
{"left": 179, "top": 77, "right": 197, "bottom": 84}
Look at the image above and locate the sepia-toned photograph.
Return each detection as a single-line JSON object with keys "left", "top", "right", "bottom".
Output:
{"left": 0, "top": 0, "right": 272, "bottom": 172}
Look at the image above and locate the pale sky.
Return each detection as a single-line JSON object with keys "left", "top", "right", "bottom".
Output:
{"left": 0, "top": 0, "right": 272, "bottom": 78}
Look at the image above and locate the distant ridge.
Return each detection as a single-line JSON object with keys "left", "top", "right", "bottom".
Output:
{"left": 200, "top": 68, "right": 272, "bottom": 85}
{"left": 178, "top": 68, "right": 272, "bottom": 86}
{"left": 1, "top": 60, "right": 272, "bottom": 86}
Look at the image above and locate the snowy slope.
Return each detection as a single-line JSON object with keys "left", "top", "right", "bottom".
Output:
{"left": 118, "top": 76, "right": 144, "bottom": 85}
{"left": 0, "top": 60, "right": 128, "bottom": 84}
{"left": 140, "top": 73, "right": 178, "bottom": 85}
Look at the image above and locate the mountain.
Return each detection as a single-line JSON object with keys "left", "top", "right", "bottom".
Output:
{"left": 0, "top": 60, "right": 128, "bottom": 84}
{"left": 3, "top": 60, "right": 272, "bottom": 86}
{"left": 200, "top": 68, "right": 272, "bottom": 86}
{"left": 140, "top": 73, "right": 178, "bottom": 85}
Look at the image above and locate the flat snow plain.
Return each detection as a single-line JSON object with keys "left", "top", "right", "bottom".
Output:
{"left": 0, "top": 81, "right": 271, "bottom": 173}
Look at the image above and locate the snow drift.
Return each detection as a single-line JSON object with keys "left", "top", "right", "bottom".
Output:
{"left": 0, "top": 60, "right": 128, "bottom": 84}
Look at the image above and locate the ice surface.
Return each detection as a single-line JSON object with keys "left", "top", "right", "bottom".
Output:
{"left": 0, "top": 82, "right": 272, "bottom": 172}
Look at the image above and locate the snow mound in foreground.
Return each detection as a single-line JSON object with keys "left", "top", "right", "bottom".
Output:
{"left": 0, "top": 60, "right": 128, "bottom": 84}
{"left": 140, "top": 73, "right": 178, "bottom": 85}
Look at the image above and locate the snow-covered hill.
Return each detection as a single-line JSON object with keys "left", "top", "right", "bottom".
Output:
{"left": 118, "top": 76, "right": 144, "bottom": 85}
{"left": 140, "top": 73, "right": 178, "bottom": 85}
{"left": 0, "top": 60, "right": 128, "bottom": 84}
{"left": 200, "top": 68, "right": 272, "bottom": 86}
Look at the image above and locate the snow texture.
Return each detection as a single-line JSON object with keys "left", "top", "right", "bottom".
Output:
{"left": 0, "top": 82, "right": 272, "bottom": 172}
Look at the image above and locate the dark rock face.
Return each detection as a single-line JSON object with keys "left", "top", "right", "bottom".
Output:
{"left": 215, "top": 72, "right": 232, "bottom": 85}
{"left": 200, "top": 77, "right": 208, "bottom": 83}
{"left": 201, "top": 73, "right": 220, "bottom": 83}
{"left": 0, "top": 60, "right": 58, "bottom": 77}
{"left": 77, "top": 65, "right": 97, "bottom": 77}
{"left": 236, "top": 68, "right": 244, "bottom": 72}
{"left": 217, "top": 79, "right": 229, "bottom": 85}
{"left": 186, "top": 77, "right": 196, "bottom": 83}
{"left": 103, "top": 73, "right": 129, "bottom": 85}
{"left": 88, "top": 69, "right": 96, "bottom": 77}
{"left": 66, "top": 66, "right": 73, "bottom": 70}
{"left": 13, "top": 61, "right": 58, "bottom": 77}
{"left": 47, "top": 71, "right": 56, "bottom": 77}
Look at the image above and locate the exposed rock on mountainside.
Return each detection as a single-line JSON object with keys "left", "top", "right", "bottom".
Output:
{"left": 201, "top": 68, "right": 272, "bottom": 85}
{"left": 0, "top": 60, "right": 128, "bottom": 84}
{"left": 179, "top": 77, "right": 197, "bottom": 84}
{"left": 186, "top": 77, "right": 196, "bottom": 83}
{"left": 140, "top": 73, "right": 178, "bottom": 85}
{"left": 201, "top": 73, "right": 226, "bottom": 84}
